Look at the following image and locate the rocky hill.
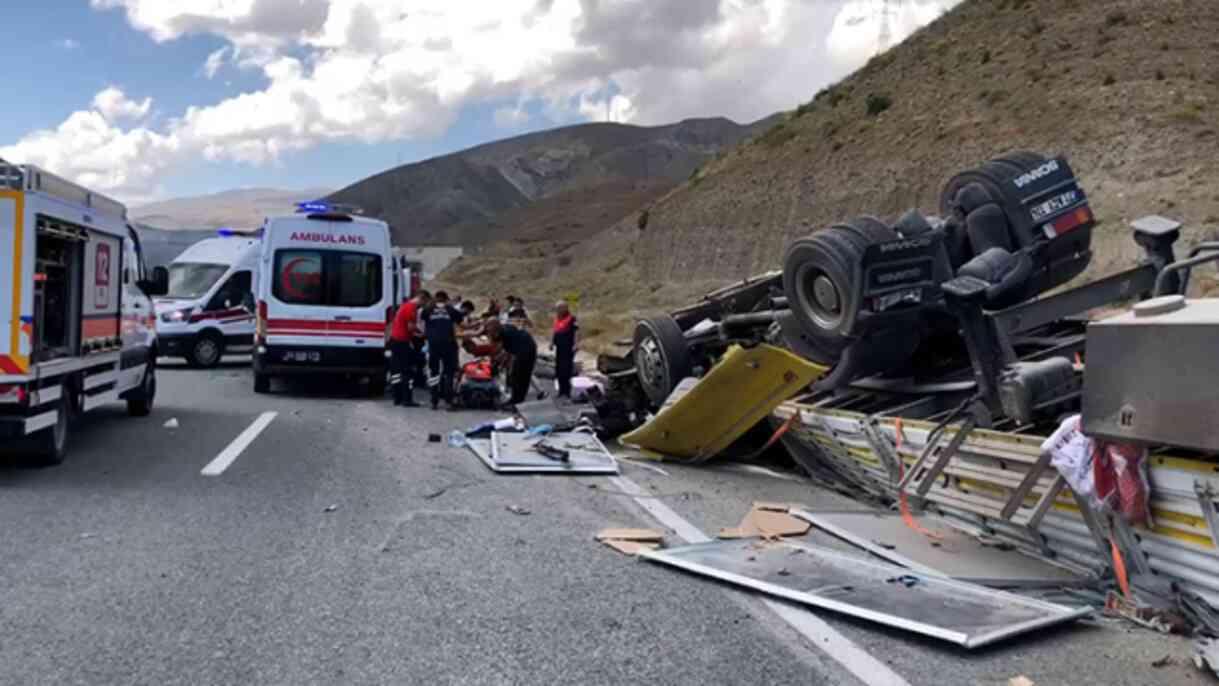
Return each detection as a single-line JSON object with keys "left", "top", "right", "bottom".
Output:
{"left": 132, "top": 187, "right": 332, "bottom": 230}
{"left": 441, "top": 0, "right": 1219, "bottom": 316}
{"left": 326, "top": 116, "right": 777, "bottom": 247}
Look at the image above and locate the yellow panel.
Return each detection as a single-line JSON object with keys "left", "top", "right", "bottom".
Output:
{"left": 621, "top": 344, "right": 826, "bottom": 461}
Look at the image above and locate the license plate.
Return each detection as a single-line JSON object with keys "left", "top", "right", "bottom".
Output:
{"left": 1029, "top": 190, "right": 1079, "bottom": 221}
{"left": 283, "top": 351, "right": 321, "bottom": 363}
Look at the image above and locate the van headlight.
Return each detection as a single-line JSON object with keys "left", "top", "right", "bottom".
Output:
{"left": 161, "top": 308, "right": 193, "bottom": 323}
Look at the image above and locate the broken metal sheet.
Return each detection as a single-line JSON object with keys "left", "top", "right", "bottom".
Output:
{"left": 639, "top": 538, "right": 1091, "bottom": 648}
{"left": 793, "top": 510, "right": 1090, "bottom": 589}
{"left": 470, "top": 431, "right": 618, "bottom": 474}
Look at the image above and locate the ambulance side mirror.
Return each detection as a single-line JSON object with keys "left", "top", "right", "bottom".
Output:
{"left": 241, "top": 291, "right": 255, "bottom": 312}
{"left": 139, "top": 266, "right": 169, "bottom": 297}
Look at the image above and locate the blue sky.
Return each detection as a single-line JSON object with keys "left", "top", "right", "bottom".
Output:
{"left": 0, "top": 1, "right": 953, "bottom": 205}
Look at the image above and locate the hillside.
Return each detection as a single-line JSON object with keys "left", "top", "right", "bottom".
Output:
{"left": 132, "top": 187, "right": 332, "bottom": 230}
{"left": 326, "top": 116, "right": 777, "bottom": 247}
{"left": 441, "top": 0, "right": 1219, "bottom": 316}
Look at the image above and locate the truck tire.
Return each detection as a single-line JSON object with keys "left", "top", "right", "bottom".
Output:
{"left": 188, "top": 331, "right": 224, "bottom": 369}
{"left": 783, "top": 226, "right": 862, "bottom": 344}
{"left": 32, "top": 391, "right": 70, "bottom": 466}
{"left": 633, "top": 315, "right": 692, "bottom": 407}
{"left": 126, "top": 359, "right": 157, "bottom": 417}
{"left": 253, "top": 372, "right": 271, "bottom": 394}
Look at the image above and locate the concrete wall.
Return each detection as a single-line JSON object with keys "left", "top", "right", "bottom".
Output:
{"left": 394, "top": 246, "right": 463, "bottom": 280}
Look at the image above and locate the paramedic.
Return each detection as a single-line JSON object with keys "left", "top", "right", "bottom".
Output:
{"left": 551, "top": 300, "right": 579, "bottom": 398}
{"left": 421, "top": 291, "right": 464, "bottom": 410}
{"left": 389, "top": 289, "right": 430, "bottom": 406}
{"left": 485, "top": 319, "right": 537, "bottom": 406}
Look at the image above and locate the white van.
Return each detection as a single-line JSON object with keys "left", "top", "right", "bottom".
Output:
{"left": 252, "top": 204, "right": 394, "bottom": 395}
{"left": 1, "top": 159, "right": 162, "bottom": 463}
{"left": 155, "top": 233, "right": 259, "bottom": 367}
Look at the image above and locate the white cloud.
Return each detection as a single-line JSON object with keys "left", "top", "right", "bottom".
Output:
{"left": 10, "top": 0, "right": 958, "bottom": 203}
{"left": 92, "top": 87, "right": 153, "bottom": 122}
{"left": 202, "top": 46, "right": 230, "bottom": 78}
{"left": 827, "top": 0, "right": 961, "bottom": 68}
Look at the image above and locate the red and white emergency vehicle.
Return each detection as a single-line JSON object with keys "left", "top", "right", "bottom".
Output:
{"left": 156, "top": 232, "right": 259, "bottom": 367}
{"left": 0, "top": 159, "right": 164, "bottom": 463}
{"left": 252, "top": 202, "right": 395, "bottom": 395}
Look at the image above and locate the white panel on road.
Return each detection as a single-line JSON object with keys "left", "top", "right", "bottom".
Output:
{"left": 202, "top": 411, "right": 277, "bottom": 476}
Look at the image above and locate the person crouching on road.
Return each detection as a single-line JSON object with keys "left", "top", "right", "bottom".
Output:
{"left": 390, "top": 289, "right": 431, "bottom": 406}
{"left": 421, "top": 291, "right": 464, "bottom": 410}
{"left": 484, "top": 319, "right": 537, "bottom": 407}
{"left": 551, "top": 301, "right": 579, "bottom": 398}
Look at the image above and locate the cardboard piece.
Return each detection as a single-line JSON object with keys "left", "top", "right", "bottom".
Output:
{"left": 719, "top": 502, "right": 811, "bottom": 540}
{"left": 596, "top": 527, "right": 665, "bottom": 556}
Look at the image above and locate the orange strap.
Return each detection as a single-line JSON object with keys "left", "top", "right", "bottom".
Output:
{"left": 1110, "top": 534, "right": 1131, "bottom": 599}
{"left": 739, "top": 413, "right": 799, "bottom": 462}
{"left": 894, "top": 418, "right": 943, "bottom": 540}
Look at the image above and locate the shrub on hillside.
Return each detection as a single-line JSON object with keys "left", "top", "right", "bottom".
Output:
{"left": 865, "top": 94, "right": 892, "bottom": 117}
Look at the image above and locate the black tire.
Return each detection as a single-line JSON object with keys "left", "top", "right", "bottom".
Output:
{"left": 188, "top": 332, "right": 224, "bottom": 369}
{"left": 782, "top": 226, "right": 864, "bottom": 344}
{"left": 32, "top": 390, "right": 70, "bottom": 466}
{"left": 836, "top": 215, "right": 897, "bottom": 245}
{"left": 368, "top": 374, "right": 387, "bottom": 398}
{"left": 633, "top": 315, "right": 692, "bottom": 407}
{"left": 253, "top": 372, "right": 271, "bottom": 394}
{"left": 126, "top": 359, "right": 156, "bottom": 417}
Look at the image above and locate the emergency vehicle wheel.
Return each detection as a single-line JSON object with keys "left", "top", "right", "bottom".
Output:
{"left": 126, "top": 360, "right": 156, "bottom": 417}
{"left": 253, "top": 372, "right": 271, "bottom": 394}
{"left": 188, "top": 332, "right": 224, "bottom": 368}
{"left": 368, "top": 374, "right": 386, "bottom": 397}
{"left": 33, "top": 391, "right": 70, "bottom": 465}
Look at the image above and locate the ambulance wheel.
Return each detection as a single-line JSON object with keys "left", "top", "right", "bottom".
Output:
{"left": 33, "top": 391, "right": 70, "bottom": 466}
{"left": 368, "top": 374, "right": 386, "bottom": 397}
{"left": 126, "top": 359, "right": 156, "bottom": 417}
{"left": 188, "top": 332, "right": 224, "bottom": 368}
{"left": 253, "top": 372, "right": 271, "bottom": 394}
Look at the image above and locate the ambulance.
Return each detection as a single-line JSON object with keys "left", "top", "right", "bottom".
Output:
{"left": 252, "top": 202, "right": 395, "bottom": 395}
{"left": 0, "top": 159, "right": 164, "bottom": 463}
{"left": 156, "top": 232, "right": 259, "bottom": 367}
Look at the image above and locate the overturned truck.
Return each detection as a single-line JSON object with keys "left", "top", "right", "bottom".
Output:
{"left": 603, "top": 152, "right": 1219, "bottom": 607}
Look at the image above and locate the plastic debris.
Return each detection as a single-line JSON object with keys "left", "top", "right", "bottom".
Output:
{"left": 163, "top": 418, "right": 179, "bottom": 429}
{"left": 1008, "top": 677, "right": 1035, "bottom": 686}
{"left": 323, "top": 504, "right": 338, "bottom": 513}
{"left": 506, "top": 505, "right": 531, "bottom": 516}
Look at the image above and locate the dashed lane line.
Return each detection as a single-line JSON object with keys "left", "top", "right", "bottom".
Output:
{"left": 201, "top": 411, "right": 278, "bottom": 476}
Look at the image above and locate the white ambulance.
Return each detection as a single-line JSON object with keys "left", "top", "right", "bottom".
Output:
{"left": 252, "top": 202, "right": 395, "bottom": 395}
{"left": 155, "top": 232, "right": 259, "bottom": 367}
{"left": 0, "top": 159, "right": 163, "bottom": 463}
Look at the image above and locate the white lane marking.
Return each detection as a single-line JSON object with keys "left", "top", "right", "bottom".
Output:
{"left": 201, "top": 411, "right": 277, "bottom": 476}
{"left": 609, "top": 475, "right": 911, "bottom": 686}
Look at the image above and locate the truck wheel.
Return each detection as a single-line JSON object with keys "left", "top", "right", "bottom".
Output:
{"left": 126, "top": 359, "right": 157, "bottom": 417}
{"left": 33, "top": 392, "right": 70, "bottom": 466}
{"left": 368, "top": 374, "right": 387, "bottom": 397}
{"left": 783, "top": 226, "right": 863, "bottom": 344}
{"left": 633, "top": 315, "right": 692, "bottom": 407}
{"left": 188, "top": 332, "right": 224, "bottom": 368}
{"left": 253, "top": 372, "right": 271, "bottom": 394}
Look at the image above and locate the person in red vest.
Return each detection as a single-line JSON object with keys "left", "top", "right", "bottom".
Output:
{"left": 390, "top": 289, "right": 431, "bottom": 406}
{"left": 551, "top": 300, "right": 579, "bottom": 398}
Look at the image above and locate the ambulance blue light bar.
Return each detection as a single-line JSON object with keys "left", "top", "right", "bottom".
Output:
{"left": 296, "top": 200, "right": 363, "bottom": 215}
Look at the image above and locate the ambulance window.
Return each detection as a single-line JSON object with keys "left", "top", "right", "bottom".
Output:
{"left": 274, "top": 250, "right": 324, "bottom": 304}
{"left": 333, "top": 253, "right": 382, "bottom": 307}
{"left": 207, "top": 270, "right": 252, "bottom": 310}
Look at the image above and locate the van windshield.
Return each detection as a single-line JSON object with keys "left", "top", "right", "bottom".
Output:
{"left": 273, "top": 250, "right": 382, "bottom": 307}
{"left": 167, "top": 263, "right": 228, "bottom": 299}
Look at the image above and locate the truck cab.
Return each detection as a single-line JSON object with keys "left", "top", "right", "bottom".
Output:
{"left": 155, "top": 233, "right": 259, "bottom": 367}
{"left": 252, "top": 203, "right": 393, "bottom": 395}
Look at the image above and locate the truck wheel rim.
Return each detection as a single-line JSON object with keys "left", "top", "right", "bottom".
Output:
{"left": 797, "top": 264, "right": 845, "bottom": 330}
{"left": 636, "top": 337, "right": 667, "bottom": 396}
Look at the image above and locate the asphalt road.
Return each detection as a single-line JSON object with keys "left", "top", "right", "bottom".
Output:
{"left": 0, "top": 360, "right": 1205, "bottom": 685}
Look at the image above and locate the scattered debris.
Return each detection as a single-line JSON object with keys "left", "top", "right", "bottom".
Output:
{"left": 80, "top": 532, "right": 96, "bottom": 540}
{"left": 427, "top": 433, "right": 442, "bottom": 443}
{"left": 163, "top": 418, "right": 179, "bottom": 429}
{"left": 467, "top": 431, "right": 618, "bottom": 474}
{"left": 422, "top": 487, "right": 448, "bottom": 500}
{"left": 506, "top": 505, "right": 531, "bottom": 516}
{"left": 719, "top": 502, "right": 811, "bottom": 540}
{"left": 1103, "top": 590, "right": 1187, "bottom": 634}
{"left": 1008, "top": 677, "right": 1035, "bottom": 686}
{"left": 596, "top": 527, "right": 665, "bottom": 556}
{"left": 323, "top": 504, "right": 338, "bottom": 513}
{"left": 1195, "top": 638, "right": 1219, "bottom": 677}
{"left": 886, "top": 574, "right": 922, "bottom": 588}
{"left": 1151, "top": 655, "right": 1173, "bottom": 668}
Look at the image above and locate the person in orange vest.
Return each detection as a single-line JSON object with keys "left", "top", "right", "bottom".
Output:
{"left": 389, "top": 289, "right": 431, "bottom": 406}
{"left": 551, "top": 300, "right": 579, "bottom": 398}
